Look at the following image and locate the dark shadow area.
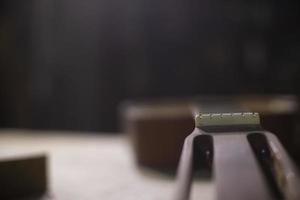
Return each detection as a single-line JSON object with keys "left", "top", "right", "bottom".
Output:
{"left": 1, "top": 0, "right": 300, "bottom": 131}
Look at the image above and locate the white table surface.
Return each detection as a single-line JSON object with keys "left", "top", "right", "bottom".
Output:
{"left": 0, "top": 129, "right": 214, "bottom": 200}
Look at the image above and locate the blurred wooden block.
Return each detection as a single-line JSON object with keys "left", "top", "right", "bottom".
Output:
{"left": 121, "top": 100, "right": 194, "bottom": 169}
{"left": 0, "top": 152, "right": 47, "bottom": 199}
{"left": 121, "top": 95, "right": 300, "bottom": 170}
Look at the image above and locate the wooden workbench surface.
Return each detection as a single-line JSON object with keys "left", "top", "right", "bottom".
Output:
{"left": 0, "top": 129, "right": 214, "bottom": 200}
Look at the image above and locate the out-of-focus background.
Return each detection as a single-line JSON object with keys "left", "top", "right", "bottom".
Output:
{"left": 1, "top": 0, "right": 300, "bottom": 132}
{"left": 1, "top": 1, "right": 300, "bottom": 199}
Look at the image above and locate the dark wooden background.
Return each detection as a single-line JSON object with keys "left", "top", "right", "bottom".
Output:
{"left": 1, "top": 0, "right": 300, "bottom": 131}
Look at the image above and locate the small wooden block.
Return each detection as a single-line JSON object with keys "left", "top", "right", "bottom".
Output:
{"left": 0, "top": 152, "right": 47, "bottom": 199}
